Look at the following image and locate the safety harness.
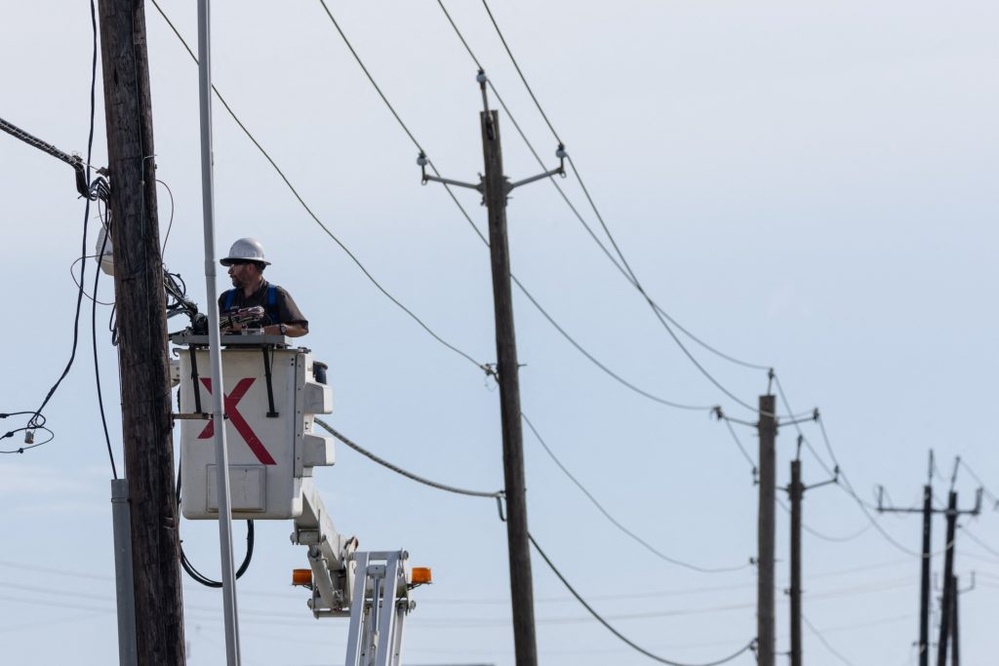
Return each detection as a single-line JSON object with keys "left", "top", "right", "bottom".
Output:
{"left": 222, "top": 284, "right": 280, "bottom": 324}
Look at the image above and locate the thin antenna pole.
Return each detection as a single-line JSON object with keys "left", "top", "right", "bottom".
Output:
{"left": 197, "top": 1, "right": 241, "bottom": 663}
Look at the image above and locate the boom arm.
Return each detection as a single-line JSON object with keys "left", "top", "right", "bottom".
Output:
{"left": 292, "top": 479, "right": 358, "bottom": 617}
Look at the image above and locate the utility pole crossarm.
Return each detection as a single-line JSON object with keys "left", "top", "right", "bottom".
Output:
{"left": 509, "top": 165, "right": 563, "bottom": 190}
{"left": 417, "top": 140, "right": 566, "bottom": 195}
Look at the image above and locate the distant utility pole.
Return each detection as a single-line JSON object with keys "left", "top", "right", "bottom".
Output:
{"left": 935, "top": 487, "right": 980, "bottom": 666}
{"left": 878, "top": 453, "right": 980, "bottom": 666}
{"left": 97, "top": 1, "right": 186, "bottom": 664}
{"left": 878, "top": 451, "right": 935, "bottom": 666}
{"left": 418, "top": 70, "right": 564, "bottom": 666}
{"left": 949, "top": 574, "right": 959, "bottom": 666}
{"left": 786, "top": 437, "right": 838, "bottom": 666}
{"left": 949, "top": 572, "right": 974, "bottom": 666}
{"left": 757, "top": 394, "right": 777, "bottom": 666}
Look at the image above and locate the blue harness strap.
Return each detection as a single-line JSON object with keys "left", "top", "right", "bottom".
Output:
{"left": 265, "top": 285, "right": 279, "bottom": 323}
{"left": 222, "top": 285, "right": 280, "bottom": 323}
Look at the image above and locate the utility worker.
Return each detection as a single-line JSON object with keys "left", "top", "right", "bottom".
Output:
{"left": 218, "top": 238, "right": 309, "bottom": 337}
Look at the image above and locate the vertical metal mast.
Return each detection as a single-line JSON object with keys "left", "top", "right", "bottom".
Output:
{"left": 197, "top": 1, "right": 241, "bottom": 663}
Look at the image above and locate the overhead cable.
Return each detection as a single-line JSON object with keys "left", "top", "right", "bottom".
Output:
{"left": 310, "top": 0, "right": 712, "bottom": 411}
{"left": 802, "top": 614, "right": 855, "bottom": 666}
{"left": 957, "top": 458, "right": 999, "bottom": 509}
{"left": 522, "top": 413, "right": 750, "bottom": 573}
{"left": 316, "top": 418, "right": 502, "bottom": 499}
{"left": 773, "top": 373, "right": 835, "bottom": 477}
{"left": 775, "top": 497, "right": 872, "bottom": 544}
{"left": 150, "top": 0, "right": 484, "bottom": 374}
{"left": 443, "top": 0, "right": 772, "bottom": 411}
{"left": 528, "top": 531, "right": 758, "bottom": 666}
{"left": 0, "top": 0, "right": 105, "bottom": 457}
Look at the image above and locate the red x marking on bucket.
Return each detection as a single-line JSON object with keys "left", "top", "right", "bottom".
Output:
{"left": 197, "top": 377, "right": 277, "bottom": 465}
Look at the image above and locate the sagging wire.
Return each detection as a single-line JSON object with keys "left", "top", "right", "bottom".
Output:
{"left": 151, "top": 0, "right": 484, "bottom": 374}
{"left": 0, "top": 0, "right": 108, "bottom": 455}
{"left": 528, "top": 530, "right": 758, "bottom": 666}
{"left": 466, "top": 1, "right": 775, "bottom": 395}
{"left": 523, "top": 412, "right": 751, "bottom": 574}
{"left": 316, "top": 418, "right": 502, "bottom": 499}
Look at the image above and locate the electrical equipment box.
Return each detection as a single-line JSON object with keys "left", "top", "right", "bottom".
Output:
{"left": 173, "top": 335, "right": 334, "bottom": 520}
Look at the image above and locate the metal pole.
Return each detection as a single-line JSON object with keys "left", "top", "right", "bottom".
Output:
{"left": 111, "top": 479, "right": 137, "bottom": 666}
{"left": 481, "top": 108, "right": 538, "bottom": 666}
{"left": 758, "top": 395, "right": 777, "bottom": 666}
{"left": 197, "top": 1, "right": 241, "bottom": 663}
{"left": 789, "top": 459, "right": 802, "bottom": 666}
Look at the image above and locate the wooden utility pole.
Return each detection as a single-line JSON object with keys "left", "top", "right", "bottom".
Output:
{"left": 758, "top": 394, "right": 777, "bottom": 666}
{"left": 786, "top": 440, "right": 836, "bottom": 666}
{"left": 936, "top": 491, "right": 958, "bottom": 666}
{"left": 788, "top": 458, "right": 803, "bottom": 666}
{"left": 919, "top": 482, "right": 933, "bottom": 666}
{"left": 878, "top": 455, "right": 980, "bottom": 666}
{"left": 97, "top": 1, "right": 186, "bottom": 664}
{"left": 950, "top": 574, "right": 960, "bottom": 666}
{"left": 481, "top": 108, "right": 538, "bottom": 666}
{"left": 878, "top": 451, "right": 935, "bottom": 666}
{"left": 934, "top": 484, "right": 981, "bottom": 666}
{"left": 420, "top": 72, "right": 562, "bottom": 666}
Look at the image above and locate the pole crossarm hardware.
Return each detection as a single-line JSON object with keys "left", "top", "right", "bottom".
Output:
{"left": 417, "top": 145, "right": 566, "bottom": 195}
{"left": 417, "top": 69, "right": 566, "bottom": 203}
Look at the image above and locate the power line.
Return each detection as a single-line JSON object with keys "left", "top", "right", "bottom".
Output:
{"left": 717, "top": 411, "right": 758, "bottom": 473}
{"left": 315, "top": 418, "right": 502, "bottom": 499}
{"left": 960, "top": 524, "right": 999, "bottom": 560}
{"left": 804, "top": 408, "right": 924, "bottom": 557}
{"left": 312, "top": 0, "right": 717, "bottom": 413}
{"left": 522, "top": 412, "right": 750, "bottom": 574}
{"left": 0, "top": 2, "right": 104, "bottom": 456}
{"left": 958, "top": 457, "right": 999, "bottom": 510}
{"left": 773, "top": 373, "right": 835, "bottom": 477}
{"left": 802, "top": 614, "right": 855, "bottom": 666}
{"left": 775, "top": 496, "right": 872, "bottom": 544}
{"left": 150, "top": 0, "right": 484, "bottom": 374}
{"left": 511, "top": 275, "right": 715, "bottom": 411}
{"left": 316, "top": 0, "right": 424, "bottom": 152}
{"left": 480, "top": 0, "right": 561, "bottom": 143}
{"left": 528, "top": 532, "right": 757, "bottom": 666}
{"left": 472, "top": 0, "right": 773, "bottom": 383}
{"left": 86, "top": 0, "right": 116, "bottom": 478}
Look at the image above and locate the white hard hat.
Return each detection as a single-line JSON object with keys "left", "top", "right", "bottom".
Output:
{"left": 220, "top": 237, "right": 270, "bottom": 266}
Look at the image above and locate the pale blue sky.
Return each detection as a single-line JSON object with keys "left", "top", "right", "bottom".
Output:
{"left": 1, "top": 2, "right": 997, "bottom": 665}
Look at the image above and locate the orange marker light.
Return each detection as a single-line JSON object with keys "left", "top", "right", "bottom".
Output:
{"left": 292, "top": 569, "right": 313, "bottom": 586}
{"left": 410, "top": 567, "right": 432, "bottom": 585}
